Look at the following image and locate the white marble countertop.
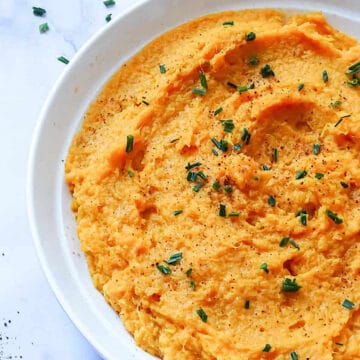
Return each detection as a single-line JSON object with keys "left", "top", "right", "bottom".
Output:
{"left": 0, "top": 1, "right": 139, "bottom": 358}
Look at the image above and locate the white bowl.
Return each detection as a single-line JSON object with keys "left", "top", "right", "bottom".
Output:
{"left": 27, "top": 0, "right": 360, "bottom": 359}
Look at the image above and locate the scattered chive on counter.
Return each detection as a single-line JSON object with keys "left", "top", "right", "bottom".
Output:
{"left": 32, "top": 6, "right": 46, "bottom": 16}
{"left": 105, "top": 13, "right": 112, "bottom": 22}
{"left": 39, "top": 22, "right": 49, "bottom": 33}
{"left": 57, "top": 56, "right": 69, "bottom": 64}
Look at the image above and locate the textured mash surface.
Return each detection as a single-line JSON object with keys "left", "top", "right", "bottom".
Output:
{"left": 65, "top": 10, "right": 360, "bottom": 360}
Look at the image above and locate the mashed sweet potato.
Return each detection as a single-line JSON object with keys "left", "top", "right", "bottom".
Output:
{"left": 65, "top": 9, "right": 360, "bottom": 359}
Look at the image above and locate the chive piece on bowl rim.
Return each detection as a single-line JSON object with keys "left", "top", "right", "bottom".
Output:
{"left": 105, "top": 13, "right": 112, "bottom": 22}
{"left": 196, "top": 308, "right": 208, "bottom": 323}
{"left": 32, "top": 6, "right": 46, "bottom": 16}
{"left": 57, "top": 56, "right": 69, "bottom": 65}
{"left": 125, "top": 135, "right": 134, "bottom": 153}
{"left": 103, "top": 0, "right": 116, "bottom": 7}
{"left": 39, "top": 22, "right": 49, "bottom": 33}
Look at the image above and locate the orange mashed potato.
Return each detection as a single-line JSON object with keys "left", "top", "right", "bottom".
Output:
{"left": 65, "top": 9, "right": 360, "bottom": 360}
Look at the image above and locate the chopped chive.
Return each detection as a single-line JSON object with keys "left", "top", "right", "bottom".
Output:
{"left": 233, "top": 143, "right": 241, "bottom": 152}
{"left": 186, "top": 268, "right": 192, "bottom": 277}
{"left": 279, "top": 237, "right": 290, "bottom": 247}
{"left": 156, "top": 263, "right": 171, "bottom": 275}
{"left": 347, "top": 78, "right": 360, "bottom": 87}
{"left": 170, "top": 138, "right": 179, "bottom": 143}
{"left": 39, "top": 22, "right": 49, "bottom": 33}
{"left": 330, "top": 100, "right": 342, "bottom": 108}
{"left": 32, "top": 6, "right": 46, "bottom": 16}
{"left": 165, "top": 252, "right": 183, "bottom": 265}
{"left": 282, "top": 278, "right": 301, "bottom": 292}
{"left": 228, "top": 211, "right": 240, "bottom": 217}
{"left": 300, "top": 212, "right": 307, "bottom": 226}
{"left": 260, "top": 263, "right": 269, "bottom": 274}
{"left": 213, "top": 107, "right": 223, "bottom": 116}
{"left": 323, "top": 70, "right": 329, "bottom": 83}
{"left": 57, "top": 56, "right": 69, "bottom": 64}
{"left": 237, "top": 85, "right": 249, "bottom": 93}
{"left": 192, "top": 88, "right": 206, "bottom": 96}
{"left": 227, "top": 81, "right": 238, "bottom": 89}
{"left": 340, "top": 181, "right": 349, "bottom": 188}
{"left": 187, "top": 172, "right": 198, "bottom": 181}
{"left": 244, "top": 300, "right": 250, "bottom": 309}
{"left": 262, "top": 344, "right": 271, "bottom": 352}
{"left": 196, "top": 308, "right": 208, "bottom": 323}
{"left": 126, "top": 135, "right": 134, "bottom": 153}
{"left": 260, "top": 64, "right": 275, "bottom": 78}
{"left": 289, "top": 239, "right": 300, "bottom": 250}
{"left": 315, "top": 173, "right": 324, "bottom": 179}
{"left": 159, "top": 64, "right": 166, "bottom": 74}
{"left": 342, "top": 299, "right": 355, "bottom": 310}
{"left": 185, "top": 162, "right": 202, "bottom": 171}
{"left": 196, "top": 171, "right": 207, "bottom": 180}
{"left": 221, "top": 119, "right": 235, "bottom": 133}
{"left": 262, "top": 165, "right": 270, "bottom": 171}
{"left": 268, "top": 195, "right": 276, "bottom": 207}
{"left": 248, "top": 56, "right": 259, "bottom": 66}
{"left": 295, "top": 170, "right": 307, "bottom": 180}
{"left": 193, "top": 182, "right": 204, "bottom": 192}
{"left": 105, "top": 13, "right": 112, "bottom": 22}
{"left": 212, "top": 181, "right": 221, "bottom": 191}
{"left": 334, "top": 114, "right": 351, "bottom": 127}
{"left": 245, "top": 32, "right": 256, "bottom": 41}
{"left": 190, "top": 280, "right": 196, "bottom": 290}
{"left": 297, "top": 83, "right": 304, "bottom": 91}
{"left": 241, "top": 128, "right": 251, "bottom": 144}
{"left": 127, "top": 170, "right": 134, "bottom": 178}
{"left": 272, "top": 148, "right": 278, "bottom": 163}
{"left": 212, "top": 148, "right": 219, "bottom": 156}
{"left": 103, "top": 0, "right": 116, "bottom": 7}
{"left": 290, "top": 351, "right": 298, "bottom": 360}
{"left": 223, "top": 20, "right": 234, "bottom": 26}
{"left": 173, "top": 210, "right": 183, "bottom": 216}
{"left": 219, "top": 204, "right": 226, "bottom": 217}
{"left": 211, "top": 137, "right": 228, "bottom": 152}
{"left": 253, "top": 176, "right": 259, "bottom": 181}
{"left": 224, "top": 185, "right": 233, "bottom": 193}
{"left": 335, "top": 343, "right": 343, "bottom": 346}
{"left": 313, "top": 144, "right": 321, "bottom": 155}
{"left": 142, "top": 100, "right": 149, "bottom": 105}
{"left": 199, "top": 71, "right": 208, "bottom": 89}
{"left": 348, "top": 60, "right": 360, "bottom": 72}
{"left": 325, "top": 209, "right": 343, "bottom": 224}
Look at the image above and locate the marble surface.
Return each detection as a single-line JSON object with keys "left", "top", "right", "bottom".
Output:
{"left": 0, "top": 1, "right": 139, "bottom": 358}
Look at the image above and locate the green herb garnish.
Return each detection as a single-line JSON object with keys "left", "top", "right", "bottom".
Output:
{"left": 196, "top": 308, "right": 208, "bottom": 323}
{"left": 245, "top": 32, "right": 256, "bottom": 41}
{"left": 192, "top": 88, "right": 206, "bottom": 96}
{"left": 262, "top": 165, "right": 270, "bottom": 171}
{"left": 262, "top": 344, "right": 271, "bottom": 352}
{"left": 219, "top": 204, "right": 226, "bottom": 217}
{"left": 32, "top": 6, "right": 46, "bottom": 16}
{"left": 103, "top": 0, "right": 115, "bottom": 7}
{"left": 315, "top": 173, "right": 324, "bottom": 179}
{"left": 190, "top": 280, "right": 196, "bottom": 290}
{"left": 335, "top": 114, "right": 351, "bottom": 127}
{"left": 57, "top": 56, "right": 69, "bottom": 64}
{"left": 342, "top": 299, "right": 355, "bottom": 310}
{"left": 323, "top": 70, "right": 329, "bottom": 82}
{"left": 227, "top": 81, "right": 238, "bottom": 89}
{"left": 282, "top": 278, "right": 301, "bottom": 292}
{"left": 214, "top": 107, "right": 223, "bottom": 116}
{"left": 156, "top": 263, "right": 171, "bottom": 275}
{"left": 193, "top": 182, "right": 204, "bottom": 192}
{"left": 244, "top": 300, "right": 250, "bottom": 309}
{"left": 237, "top": 85, "right": 249, "bottom": 93}
{"left": 212, "top": 148, "right": 218, "bottom": 156}
{"left": 170, "top": 138, "right": 179, "bottom": 143}
{"left": 105, "top": 13, "right": 112, "bottom": 22}
{"left": 186, "top": 268, "right": 192, "bottom": 277}
{"left": 165, "top": 252, "right": 183, "bottom": 265}
{"left": 224, "top": 185, "right": 233, "bottom": 193}
{"left": 142, "top": 100, "right": 149, "bottom": 105}
{"left": 211, "top": 137, "right": 228, "bottom": 152}
{"left": 173, "top": 210, "right": 183, "bottom": 216}
{"left": 253, "top": 176, "right": 259, "bottom": 181}
{"left": 296, "top": 210, "right": 308, "bottom": 226}
{"left": 290, "top": 352, "right": 298, "bottom": 360}
{"left": 340, "top": 181, "right": 349, "bottom": 188}
{"left": 330, "top": 100, "right": 342, "bottom": 108}
{"left": 199, "top": 71, "right": 208, "bottom": 89}
{"left": 223, "top": 21, "right": 234, "bottom": 26}
{"left": 233, "top": 143, "right": 241, "bottom": 152}
{"left": 159, "top": 64, "right": 166, "bottom": 74}
{"left": 241, "top": 128, "right": 251, "bottom": 144}
{"left": 228, "top": 211, "right": 240, "bottom": 217}
{"left": 279, "top": 237, "right": 290, "bottom": 247}
{"left": 260, "top": 263, "right": 269, "bottom": 273}
{"left": 289, "top": 239, "right": 300, "bottom": 250}
{"left": 268, "top": 195, "right": 276, "bottom": 207}
{"left": 248, "top": 56, "right": 259, "bottom": 65}
{"left": 185, "top": 162, "right": 202, "bottom": 171}
{"left": 297, "top": 83, "right": 304, "bottom": 91}
{"left": 313, "top": 144, "right": 321, "bottom": 155}
{"left": 127, "top": 170, "right": 134, "bottom": 177}
{"left": 39, "top": 22, "right": 49, "bottom": 33}
{"left": 187, "top": 172, "right": 198, "bottom": 181}
{"left": 295, "top": 170, "right": 307, "bottom": 180}
{"left": 260, "top": 64, "right": 275, "bottom": 78}
{"left": 126, "top": 135, "right": 134, "bottom": 153}
{"left": 325, "top": 209, "right": 343, "bottom": 224}
{"left": 221, "top": 119, "right": 235, "bottom": 133}
{"left": 272, "top": 148, "right": 278, "bottom": 163}
{"left": 212, "top": 181, "right": 221, "bottom": 191}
